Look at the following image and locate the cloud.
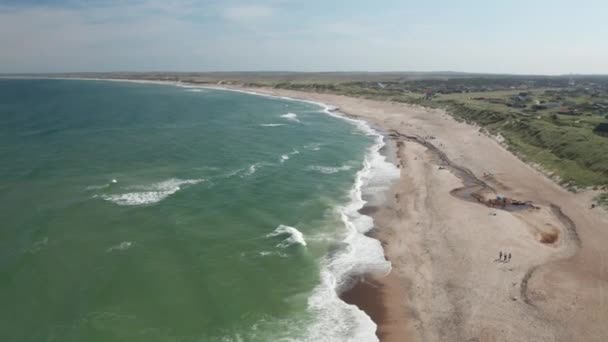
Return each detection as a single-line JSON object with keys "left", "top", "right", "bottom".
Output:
{"left": 222, "top": 5, "right": 276, "bottom": 22}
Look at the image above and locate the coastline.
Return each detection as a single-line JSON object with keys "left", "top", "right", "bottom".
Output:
{"left": 8, "top": 76, "right": 397, "bottom": 340}
{"left": 228, "top": 86, "right": 608, "bottom": 342}
{"left": 18, "top": 77, "right": 608, "bottom": 341}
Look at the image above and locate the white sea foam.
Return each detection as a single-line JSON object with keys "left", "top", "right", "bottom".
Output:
{"left": 304, "top": 143, "right": 322, "bottom": 151}
{"left": 260, "top": 123, "right": 285, "bottom": 127}
{"left": 194, "top": 85, "right": 401, "bottom": 341}
{"left": 107, "top": 241, "right": 132, "bottom": 252}
{"left": 280, "top": 149, "right": 299, "bottom": 163}
{"left": 100, "top": 178, "right": 203, "bottom": 206}
{"left": 303, "top": 103, "right": 400, "bottom": 342}
{"left": 185, "top": 88, "right": 204, "bottom": 92}
{"left": 307, "top": 165, "right": 352, "bottom": 174}
{"left": 241, "top": 164, "right": 259, "bottom": 177}
{"left": 280, "top": 112, "right": 300, "bottom": 123}
{"left": 42, "top": 79, "right": 397, "bottom": 341}
{"left": 224, "top": 167, "right": 245, "bottom": 178}
{"left": 86, "top": 184, "right": 110, "bottom": 190}
{"left": 266, "top": 225, "right": 307, "bottom": 248}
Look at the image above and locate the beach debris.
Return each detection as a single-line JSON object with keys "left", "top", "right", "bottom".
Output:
{"left": 477, "top": 194, "right": 538, "bottom": 211}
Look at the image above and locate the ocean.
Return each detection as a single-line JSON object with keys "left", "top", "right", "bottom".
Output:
{"left": 0, "top": 79, "right": 398, "bottom": 341}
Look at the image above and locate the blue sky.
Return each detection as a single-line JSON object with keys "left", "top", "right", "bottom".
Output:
{"left": 1, "top": 0, "right": 607, "bottom": 74}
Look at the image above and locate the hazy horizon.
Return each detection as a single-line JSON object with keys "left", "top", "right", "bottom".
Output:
{"left": 1, "top": 0, "right": 607, "bottom": 75}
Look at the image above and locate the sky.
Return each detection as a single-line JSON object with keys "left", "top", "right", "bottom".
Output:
{"left": 1, "top": 0, "right": 607, "bottom": 74}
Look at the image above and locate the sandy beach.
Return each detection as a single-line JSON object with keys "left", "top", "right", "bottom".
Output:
{"left": 235, "top": 86, "right": 608, "bottom": 342}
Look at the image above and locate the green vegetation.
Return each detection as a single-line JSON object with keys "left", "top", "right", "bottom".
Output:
{"left": 430, "top": 93, "right": 608, "bottom": 188}
{"left": 64, "top": 72, "right": 608, "bottom": 194}
{"left": 270, "top": 77, "right": 608, "bottom": 190}
{"left": 596, "top": 193, "right": 608, "bottom": 209}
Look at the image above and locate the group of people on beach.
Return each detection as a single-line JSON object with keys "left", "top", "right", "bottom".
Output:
{"left": 497, "top": 251, "right": 511, "bottom": 262}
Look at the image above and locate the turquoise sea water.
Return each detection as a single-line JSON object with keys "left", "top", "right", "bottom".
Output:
{"left": 0, "top": 79, "right": 395, "bottom": 341}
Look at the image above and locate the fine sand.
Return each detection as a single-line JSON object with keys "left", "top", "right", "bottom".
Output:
{"left": 236, "top": 86, "right": 608, "bottom": 342}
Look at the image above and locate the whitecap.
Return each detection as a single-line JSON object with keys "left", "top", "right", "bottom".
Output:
{"left": 100, "top": 178, "right": 203, "bottom": 206}
{"left": 266, "top": 225, "right": 307, "bottom": 248}
{"left": 241, "top": 164, "right": 259, "bottom": 177}
{"left": 86, "top": 184, "right": 110, "bottom": 191}
{"left": 307, "top": 165, "right": 352, "bottom": 174}
{"left": 304, "top": 143, "right": 322, "bottom": 151}
{"left": 223, "top": 167, "right": 245, "bottom": 178}
{"left": 279, "top": 149, "right": 299, "bottom": 163}
{"left": 302, "top": 101, "right": 400, "bottom": 342}
{"left": 107, "top": 241, "right": 132, "bottom": 252}
{"left": 259, "top": 123, "right": 285, "bottom": 127}
{"left": 280, "top": 112, "right": 300, "bottom": 123}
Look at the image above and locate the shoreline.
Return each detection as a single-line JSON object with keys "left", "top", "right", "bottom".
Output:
{"left": 9, "top": 76, "right": 395, "bottom": 340}
{"left": 227, "top": 86, "right": 608, "bottom": 342}
{"left": 16, "top": 77, "right": 608, "bottom": 341}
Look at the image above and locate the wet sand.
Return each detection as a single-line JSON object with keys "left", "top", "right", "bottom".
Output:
{"left": 236, "top": 86, "right": 608, "bottom": 342}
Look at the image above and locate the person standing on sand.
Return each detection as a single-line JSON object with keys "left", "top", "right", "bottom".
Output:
{"left": 508, "top": 253, "right": 511, "bottom": 262}
{"left": 499, "top": 251, "right": 503, "bottom": 261}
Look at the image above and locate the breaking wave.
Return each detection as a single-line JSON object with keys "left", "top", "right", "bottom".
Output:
{"left": 260, "top": 123, "right": 285, "bottom": 127}
{"left": 99, "top": 178, "right": 203, "bottom": 206}
{"left": 307, "top": 165, "right": 352, "bottom": 174}
{"left": 280, "top": 149, "right": 300, "bottom": 163}
{"left": 266, "top": 225, "right": 307, "bottom": 248}
{"left": 281, "top": 113, "right": 300, "bottom": 123}
{"left": 107, "top": 241, "right": 133, "bottom": 252}
{"left": 304, "top": 143, "right": 322, "bottom": 151}
{"left": 304, "top": 102, "right": 400, "bottom": 342}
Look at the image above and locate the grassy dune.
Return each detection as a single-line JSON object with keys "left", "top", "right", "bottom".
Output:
{"left": 55, "top": 72, "right": 608, "bottom": 194}
{"left": 271, "top": 81, "right": 608, "bottom": 190}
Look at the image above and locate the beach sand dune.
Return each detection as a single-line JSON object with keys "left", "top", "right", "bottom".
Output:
{"left": 240, "top": 86, "right": 608, "bottom": 342}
